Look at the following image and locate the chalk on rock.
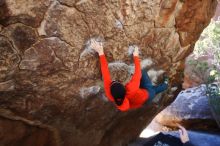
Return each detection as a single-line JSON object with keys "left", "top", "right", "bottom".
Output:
{"left": 76, "top": 0, "right": 88, "bottom": 5}
{"left": 128, "top": 65, "right": 135, "bottom": 74}
{"left": 128, "top": 44, "right": 140, "bottom": 56}
{"left": 100, "top": 94, "right": 109, "bottom": 102}
{"left": 115, "top": 19, "right": 124, "bottom": 29}
{"left": 129, "top": 59, "right": 153, "bottom": 73}
{"left": 141, "top": 58, "right": 153, "bottom": 69}
{"left": 80, "top": 37, "right": 105, "bottom": 58}
{"left": 147, "top": 69, "right": 165, "bottom": 85}
{"left": 80, "top": 86, "right": 101, "bottom": 99}
{"left": 152, "top": 94, "right": 162, "bottom": 103}
{"left": 108, "top": 61, "right": 132, "bottom": 84}
{"left": 108, "top": 61, "right": 128, "bottom": 70}
{"left": 128, "top": 45, "right": 134, "bottom": 55}
{"left": 171, "top": 87, "right": 178, "bottom": 92}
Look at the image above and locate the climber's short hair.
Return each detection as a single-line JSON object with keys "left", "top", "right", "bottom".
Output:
{"left": 110, "top": 81, "right": 126, "bottom": 106}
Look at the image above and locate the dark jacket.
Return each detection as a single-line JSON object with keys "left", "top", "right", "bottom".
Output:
{"left": 184, "top": 142, "right": 194, "bottom": 146}
{"left": 143, "top": 133, "right": 195, "bottom": 146}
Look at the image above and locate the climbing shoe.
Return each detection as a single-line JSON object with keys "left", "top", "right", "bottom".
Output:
{"left": 164, "top": 76, "right": 169, "bottom": 85}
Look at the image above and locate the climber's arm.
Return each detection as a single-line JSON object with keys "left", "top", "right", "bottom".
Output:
{"left": 90, "top": 39, "right": 114, "bottom": 102}
{"left": 99, "top": 55, "right": 114, "bottom": 101}
{"left": 126, "top": 46, "right": 141, "bottom": 94}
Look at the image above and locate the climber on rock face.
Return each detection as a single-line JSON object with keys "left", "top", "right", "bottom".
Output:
{"left": 90, "top": 39, "right": 168, "bottom": 111}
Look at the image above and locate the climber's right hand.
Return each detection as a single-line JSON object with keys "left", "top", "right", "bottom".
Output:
{"left": 90, "top": 39, "right": 104, "bottom": 55}
{"left": 133, "top": 45, "right": 139, "bottom": 57}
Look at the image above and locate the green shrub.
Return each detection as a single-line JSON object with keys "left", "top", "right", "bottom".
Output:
{"left": 187, "top": 19, "right": 220, "bottom": 128}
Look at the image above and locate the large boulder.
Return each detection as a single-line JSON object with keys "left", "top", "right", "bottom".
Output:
{"left": 0, "top": 0, "right": 218, "bottom": 146}
{"left": 147, "top": 85, "right": 219, "bottom": 132}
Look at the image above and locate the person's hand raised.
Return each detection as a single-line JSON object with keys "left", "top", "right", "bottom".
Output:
{"left": 133, "top": 45, "right": 139, "bottom": 56}
{"left": 178, "top": 124, "right": 190, "bottom": 143}
{"left": 90, "top": 39, "right": 104, "bottom": 55}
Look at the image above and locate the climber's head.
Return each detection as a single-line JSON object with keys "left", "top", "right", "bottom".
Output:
{"left": 110, "top": 81, "right": 126, "bottom": 106}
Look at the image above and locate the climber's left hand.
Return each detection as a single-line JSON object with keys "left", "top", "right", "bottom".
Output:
{"left": 90, "top": 39, "right": 104, "bottom": 55}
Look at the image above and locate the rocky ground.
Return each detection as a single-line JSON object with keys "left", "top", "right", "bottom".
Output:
{"left": 147, "top": 85, "right": 219, "bottom": 132}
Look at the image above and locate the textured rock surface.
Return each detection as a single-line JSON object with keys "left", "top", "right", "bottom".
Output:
{"left": 147, "top": 85, "right": 219, "bottom": 132}
{"left": 0, "top": 109, "right": 60, "bottom": 146}
{"left": 0, "top": 0, "right": 218, "bottom": 146}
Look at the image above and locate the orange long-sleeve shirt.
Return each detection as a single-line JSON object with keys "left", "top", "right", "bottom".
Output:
{"left": 99, "top": 55, "right": 149, "bottom": 111}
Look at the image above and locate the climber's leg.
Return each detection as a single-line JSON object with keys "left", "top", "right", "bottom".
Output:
{"left": 145, "top": 88, "right": 156, "bottom": 104}
{"left": 140, "top": 70, "right": 156, "bottom": 102}
{"left": 153, "top": 83, "right": 168, "bottom": 94}
{"left": 140, "top": 69, "right": 153, "bottom": 88}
